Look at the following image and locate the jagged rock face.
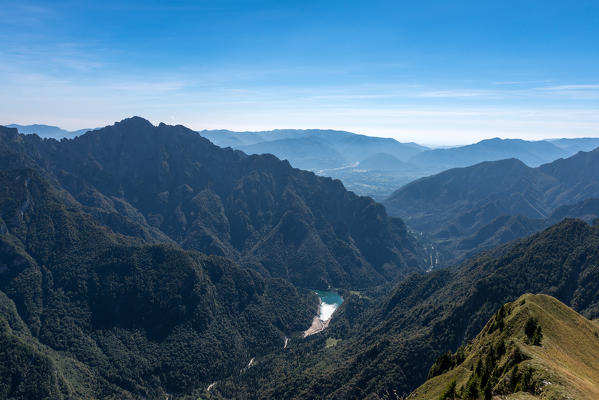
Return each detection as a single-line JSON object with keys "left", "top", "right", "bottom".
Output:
{"left": 0, "top": 118, "right": 425, "bottom": 288}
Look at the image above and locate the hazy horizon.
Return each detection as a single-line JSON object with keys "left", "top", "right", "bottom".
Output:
{"left": 5, "top": 117, "right": 599, "bottom": 148}
{"left": 1, "top": 1, "right": 598, "bottom": 145}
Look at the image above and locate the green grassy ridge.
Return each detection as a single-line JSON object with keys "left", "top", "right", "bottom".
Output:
{"left": 410, "top": 294, "right": 599, "bottom": 400}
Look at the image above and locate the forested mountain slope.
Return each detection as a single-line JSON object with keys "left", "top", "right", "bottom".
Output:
{"left": 385, "top": 150, "right": 599, "bottom": 264}
{"left": 213, "top": 219, "right": 599, "bottom": 399}
{"left": 0, "top": 118, "right": 425, "bottom": 288}
{"left": 3, "top": 118, "right": 599, "bottom": 399}
{"left": 0, "top": 168, "right": 316, "bottom": 399}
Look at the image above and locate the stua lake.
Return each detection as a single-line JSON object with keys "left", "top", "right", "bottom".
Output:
{"left": 314, "top": 290, "right": 344, "bottom": 321}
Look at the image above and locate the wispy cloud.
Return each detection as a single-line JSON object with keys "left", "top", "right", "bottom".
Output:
{"left": 0, "top": 1, "right": 53, "bottom": 25}
{"left": 533, "top": 84, "right": 599, "bottom": 100}
{"left": 540, "top": 84, "right": 599, "bottom": 91}
{"left": 492, "top": 80, "right": 552, "bottom": 86}
{"left": 415, "top": 90, "right": 495, "bottom": 98}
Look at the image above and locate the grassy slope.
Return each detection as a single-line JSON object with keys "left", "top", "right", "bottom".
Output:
{"left": 410, "top": 294, "right": 599, "bottom": 400}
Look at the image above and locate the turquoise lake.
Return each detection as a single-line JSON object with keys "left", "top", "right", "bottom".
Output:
{"left": 314, "top": 290, "right": 343, "bottom": 321}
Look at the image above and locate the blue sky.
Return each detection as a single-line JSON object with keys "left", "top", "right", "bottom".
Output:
{"left": 1, "top": 0, "right": 598, "bottom": 144}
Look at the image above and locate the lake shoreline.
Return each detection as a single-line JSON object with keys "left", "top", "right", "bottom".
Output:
{"left": 303, "top": 314, "right": 331, "bottom": 337}
{"left": 303, "top": 290, "right": 343, "bottom": 337}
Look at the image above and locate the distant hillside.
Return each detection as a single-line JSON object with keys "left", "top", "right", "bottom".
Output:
{"left": 411, "top": 294, "right": 599, "bottom": 400}
{"left": 358, "top": 153, "right": 410, "bottom": 171}
{"left": 452, "top": 198, "right": 599, "bottom": 261}
{"left": 239, "top": 137, "right": 348, "bottom": 170}
{"left": 200, "top": 128, "right": 428, "bottom": 162}
{"left": 199, "top": 128, "right": 430, "bottom": 199}
{"left": 0, "top": 118, "right": 426, "bottom": 289}
{"left": 200, "top": 130, "right": 599, "bottom": 200}
{"left": 6, "top": 123, "right": 92, "bottom": 139}
{"left": 550, "top": 137, "right": 599, "bottom": 154}
{"left": 408, "top": 138, "right": 568, "bottom": 168}
{"left": 384, "top": 149, "right": 599, "bottom": 263}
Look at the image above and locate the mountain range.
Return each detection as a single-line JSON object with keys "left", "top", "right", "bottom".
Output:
{"left": 5, "top": 124, "right": 93, "bottom": 139}
{"left": 200, "top": 128, "right": 599, "bottom": 199}
{"left": 384, "top": 150, "right": 599, "bottom": 264}
{"left": 409, "top": 137, "right": 576, "bottom": 169}
{"left": 199, "top": 128, "right": 428, "bottom": 163}
{"left": 0, "top": 118, "right": 427, "bottom": 289}
{"left": 0, "top": 118, "right": 429, "bottom": 398}
{"left": 9, "top": 123, "right": 599, "bottom": 201}
{"left": 2, "top": 118, "right": 599, "bottom": 399}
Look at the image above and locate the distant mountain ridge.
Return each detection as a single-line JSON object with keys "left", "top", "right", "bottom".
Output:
{"left": 200, "top": 128, "right": 599, "bottom": 199}
{"left": 409, "top": 137, "right": 567, "bottom": 168}
{"left": 200, "top": 128, "right": 427, "bottom": 158}
{"left": 201, "top": 128, "right": 427, "bottom": 173}
{"left": 10, "top": 123, "right": 599, "bottom": 200}
{"left": 0, "top": 118, "right": 426, "bottom": 289}
{"left": 6, "top": 123, "right": 93, "bottom": 139}
{"left": 384, "top": 149, "right": 599, "bottom": 263}
{"left": 550, "top": 137, "right": 599, "bottom": 153}
{"left": 238, "top": 136, "right": 347, "bottom": 170}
